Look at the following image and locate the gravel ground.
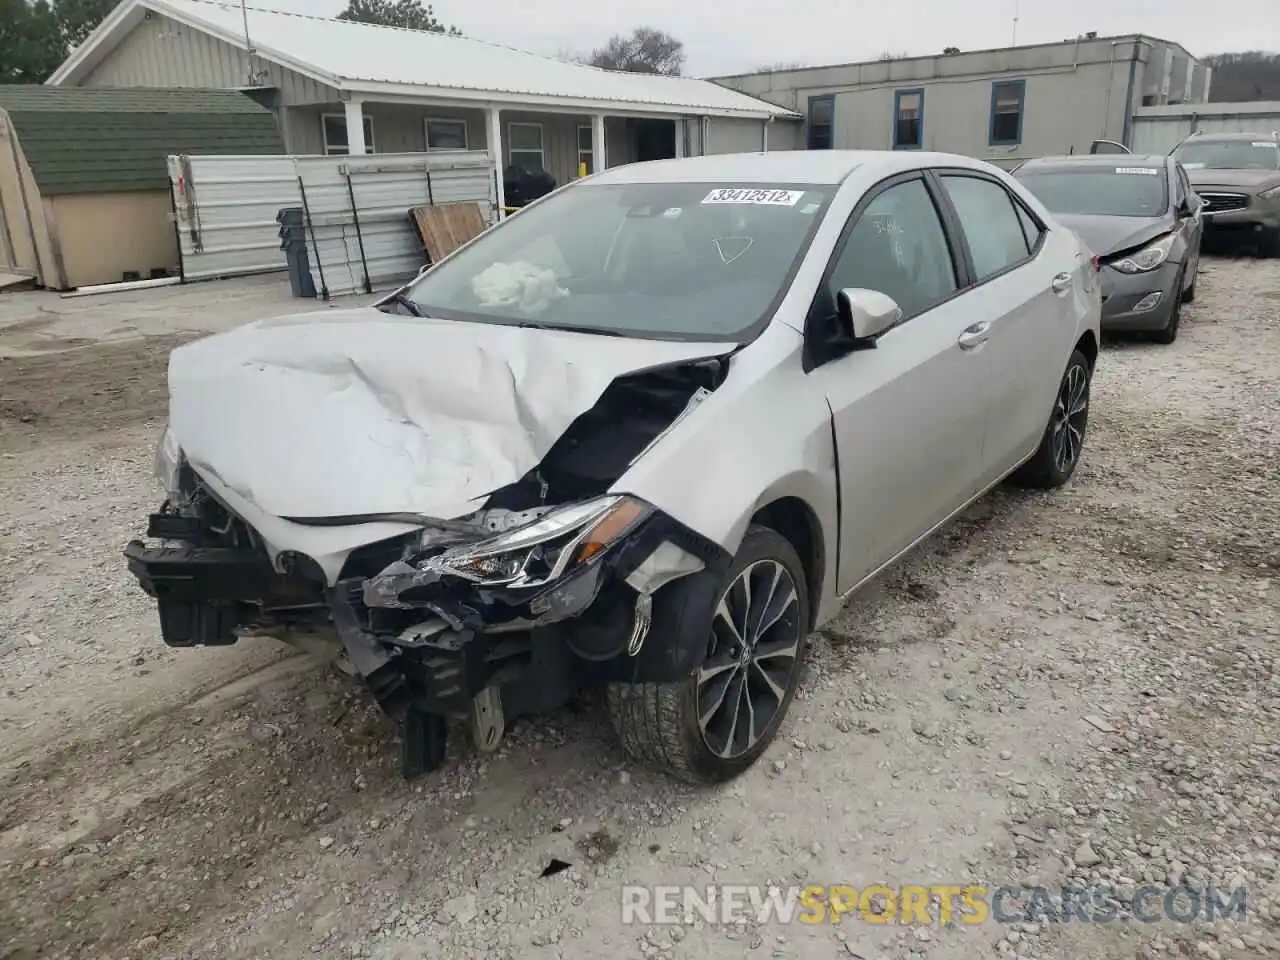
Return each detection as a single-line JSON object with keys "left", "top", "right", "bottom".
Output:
{"left": 0, "top": 257, "right": 1276, "bottom": 960}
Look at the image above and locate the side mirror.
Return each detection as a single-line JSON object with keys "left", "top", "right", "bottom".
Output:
{"left": 836, "top": 288, "right": 903, "bottom": 344}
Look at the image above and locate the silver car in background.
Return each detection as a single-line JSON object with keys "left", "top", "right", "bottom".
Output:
{"left": 125, "top": 151, "right": 1101, "bottom": 784}
{"left": 1014, "top": 154, "right": 1202, "bottom": 344}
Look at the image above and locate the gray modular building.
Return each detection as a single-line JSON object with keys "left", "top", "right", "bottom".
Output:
{"left": 714, "top": 34, "right": 1211, "bottom": 168}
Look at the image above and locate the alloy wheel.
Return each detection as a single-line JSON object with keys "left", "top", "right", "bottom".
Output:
{"left": 695, "top": 559, "right": 803, "bottom": 759}
{"left": 1051, "top": 362, "right": 1089, "bottom": 473}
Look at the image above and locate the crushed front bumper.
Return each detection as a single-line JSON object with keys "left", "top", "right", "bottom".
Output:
{"left": 123, "top": 498, "right": 730, "bottom": 723}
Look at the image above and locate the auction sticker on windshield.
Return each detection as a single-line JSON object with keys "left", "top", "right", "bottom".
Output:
{"left": 702, "top": 188, "right": 805, "bottom": 205}
{"left": 1115, "top": 167, "right": 1160, "bottom": 175}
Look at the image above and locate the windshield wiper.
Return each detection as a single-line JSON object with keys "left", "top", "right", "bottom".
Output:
{"left": 513, "top": 319, "right": 625, "bottom": 337}
{"left": 382, "top": 291, "right": 423, "bottom": 317}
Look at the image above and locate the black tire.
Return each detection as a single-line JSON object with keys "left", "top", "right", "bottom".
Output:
{"left": 1149, "top": 269, "right": 1184, "bottom": 344}
{"left": 1181, "top": 270, "right": 1197, "bottom": 304}
{"left": 1259, "top": 228, "right": 1280, "bottom": 259}
{"left": 1010, "top": 349, "right": 1092, "bottom": 490}
{"left": 606, "top": 524, "right": 810, "bottom": 784}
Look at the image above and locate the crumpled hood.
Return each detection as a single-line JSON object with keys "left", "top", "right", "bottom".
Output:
{"left": 1185, "top": 167, "right": 1280, "bottom": 192}
{"left": 1052, "top": 213, "right": 1172, "bottom": 258}
{"left": 167, "top": 308, "right": 735, "bottom": 520}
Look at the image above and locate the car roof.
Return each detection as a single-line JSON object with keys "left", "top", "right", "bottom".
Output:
{"left": 1179, "top": 131, "right": 1279, "bottom": 143}
{"left": 584, "top": 149, "right": 1004, "bottom": 186}
{"left": 1018, "top": 154, "right": 1170, "bottom": 171}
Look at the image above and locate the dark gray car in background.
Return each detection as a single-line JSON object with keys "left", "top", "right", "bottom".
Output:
{"left": 1013, "top": 155, "right": 1202, "bottom": 344}
{"left": 1171, "top": 132, "right": 1280, "bottom": 258}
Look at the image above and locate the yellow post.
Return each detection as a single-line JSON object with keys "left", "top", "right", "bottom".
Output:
{"left": 578, "top": 160, "right": 588, "bottom": 178}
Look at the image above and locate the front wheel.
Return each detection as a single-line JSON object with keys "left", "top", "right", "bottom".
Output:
{"left": 1010, "top": 349, "right": 1092, "bottom": 490}
{"left": 607, "top": 525, "right": 810, "bottom": 784}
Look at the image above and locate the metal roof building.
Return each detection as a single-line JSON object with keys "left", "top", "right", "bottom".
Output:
{"left": 49, "top": 0, "right": 797, "bottom": 210}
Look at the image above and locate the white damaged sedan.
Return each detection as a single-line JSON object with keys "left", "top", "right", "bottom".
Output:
{"left": 128, "top": 150, "right": 1100, "bottom": 783}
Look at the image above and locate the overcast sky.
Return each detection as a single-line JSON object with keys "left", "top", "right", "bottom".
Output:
{"left": 265, "top": 0, "right": 1280, "bottom": 76}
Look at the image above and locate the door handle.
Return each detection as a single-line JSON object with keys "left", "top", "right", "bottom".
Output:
{"left": 1051, "top": 273, "right": 1072, "bottom": 294}
{"left": 957, "top": 321, "right": 991, "bottom": 350}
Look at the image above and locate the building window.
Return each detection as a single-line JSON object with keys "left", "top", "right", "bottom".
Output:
{"left": 577, "top": 124, "right": 593, "bottom": 175}
{"left": 321, "top": 113, "right": 375, "bottom": 155}
{"left": 807, "top": 95, "right": 834, "bottom": 150}
{"left": 988, "top": 80, "right": 1026, "bottom": 146}
{"left": 425, "top": 118, "right": 468, "bottom": 151}
{"left": 508, "top": 122, "right": 545, "bottom": 173}
{"left": 893, "top": 88, "right": 924, "bottom": 149}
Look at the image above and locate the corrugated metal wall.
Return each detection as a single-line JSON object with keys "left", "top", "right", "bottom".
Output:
{"left": 167, "top": 151, "right": 494, "bottom": 292}
{"left": 296, "top": 151, "right": 494, "bottom": 299}
{"left": 1131, "top": 103, "right": 1280, "bottom": 154}
{"left": 169, "top": 154, "right": 301, "bottom": 280}
{"left": 80, "top": 12, "right": 335, "bottom": 105}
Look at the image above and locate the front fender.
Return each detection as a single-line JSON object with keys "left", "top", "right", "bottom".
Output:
{"left": 612, "top": 321, "right": 839, "bottom": 619}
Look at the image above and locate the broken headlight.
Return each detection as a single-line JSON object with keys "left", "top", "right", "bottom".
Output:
{"left": 154, "top": 423, "right": 183, "bottom": 500}
{"left": 432, "top": 495, "right": 651, "bottom": 588}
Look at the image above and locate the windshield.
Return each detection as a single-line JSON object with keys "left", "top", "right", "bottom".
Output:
{"left": 1173, "top": 140, "right": 1280, "bottom": 171}
{"left": 1016, "top": 167, "right": 1169, "bottom": 218}
{"left": 401, "top": 181, "right": 834, "bottom": 341}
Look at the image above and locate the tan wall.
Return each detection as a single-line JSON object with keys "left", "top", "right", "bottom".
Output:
{"left": 0, "top": 114, "right": 63, "bottom": 287}
{"left": 44, "top": 190, "right": 179, "bottom": 289}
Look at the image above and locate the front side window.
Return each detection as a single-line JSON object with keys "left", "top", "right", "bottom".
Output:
{"left": 808, "top": 96, "right": 834, "bottom": 150}
{"left": 989, "top": 80, "right": 1026, "bottom": 146}
{"left": 1016, "top": 166, "right": 1170, "bottom": 218}
{"left": 826, "top": 178, "right": 957, "bottom": 319}
{"left": 939, "top": 175, "right": 1031, "bottom": 280}
{"left": 1173, "top": 139, "right": 1280, "bottom": 171}
{"left": 426, "top": 118, "right": 468, "bottom": 152}
{"left": 322, "top": 114, "right": 375, "bottom": 156}
{"left": 894, "top": 89, "right": 923, "bottom": 149}
{"left": 508, "top": 123, "right": 545, "bottom": 173}
{"left": 403, "top": 182, "right": 834, "bottom": 341}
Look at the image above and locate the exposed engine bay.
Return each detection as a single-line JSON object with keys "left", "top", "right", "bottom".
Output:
{"left": 124, "top": 354, "right": 733, "bottom": 777}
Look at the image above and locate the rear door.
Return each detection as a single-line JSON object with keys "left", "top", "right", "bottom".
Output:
{"left": 805, "top": 172, "right": 995, "bottom": 592}
{"left": 1174, "top": 162, "right": 1204, "bottom": 276}
{"left": 931, "top": 171, "right": 1080, "bottom": 482}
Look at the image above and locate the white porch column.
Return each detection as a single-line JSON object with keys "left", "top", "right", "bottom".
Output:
{"left": 344, "top": 98, "right": 366, "bottom": 155}
{"left": 762, "top": 119, "right": 769, "bottom": 152}
{"left": 591, "top": 113, "right": 607, "bottom": 172}
{"left": 487, "top": 106, "right": 506, "bottom": 217}
{"left": 674, "top": 119, "right": 685, "bottom": 158}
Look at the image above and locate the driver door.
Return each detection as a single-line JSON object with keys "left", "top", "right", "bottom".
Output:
{"left": 805, "top": 173, "right": 994, "bottom": 594}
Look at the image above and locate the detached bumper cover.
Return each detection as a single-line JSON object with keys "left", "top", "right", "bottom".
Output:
{"left": 124, "top": 537, "right": 277, "bottom": 647}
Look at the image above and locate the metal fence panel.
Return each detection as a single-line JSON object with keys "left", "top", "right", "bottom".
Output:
{"left": 168, "top": 154, "right": 301, "bottom": 281}
{"left": 295, "top": 151, "right": 494, "bottom": 300}
{"left": 1131, "top": 103, "right": 1280, "bottom": 155}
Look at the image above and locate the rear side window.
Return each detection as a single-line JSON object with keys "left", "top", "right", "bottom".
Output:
{"left": 1014, "top": 203, "right": 1044, "bottom": 252}
{"left": 938, "top": 175, "right": 1030, "bottom": 280}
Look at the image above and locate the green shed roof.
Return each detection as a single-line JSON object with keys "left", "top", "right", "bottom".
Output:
{"left": 0, "top": 87, "right": 284, "bottom": 196}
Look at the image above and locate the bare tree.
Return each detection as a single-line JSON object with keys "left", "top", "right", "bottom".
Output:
{"left": 588, "top": 27, "right": 684, "bottom": 75}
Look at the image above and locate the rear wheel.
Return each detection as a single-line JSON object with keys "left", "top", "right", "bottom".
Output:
{"left": 1010, "top": 349, "right": 1091, "bottom": 490}
{"left": 607, "top": 525, "right": 809, "bottom": 784}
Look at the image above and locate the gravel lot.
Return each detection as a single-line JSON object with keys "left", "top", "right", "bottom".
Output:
{"left": 0, "top": 258, "right": 1276, "bottom": 960}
